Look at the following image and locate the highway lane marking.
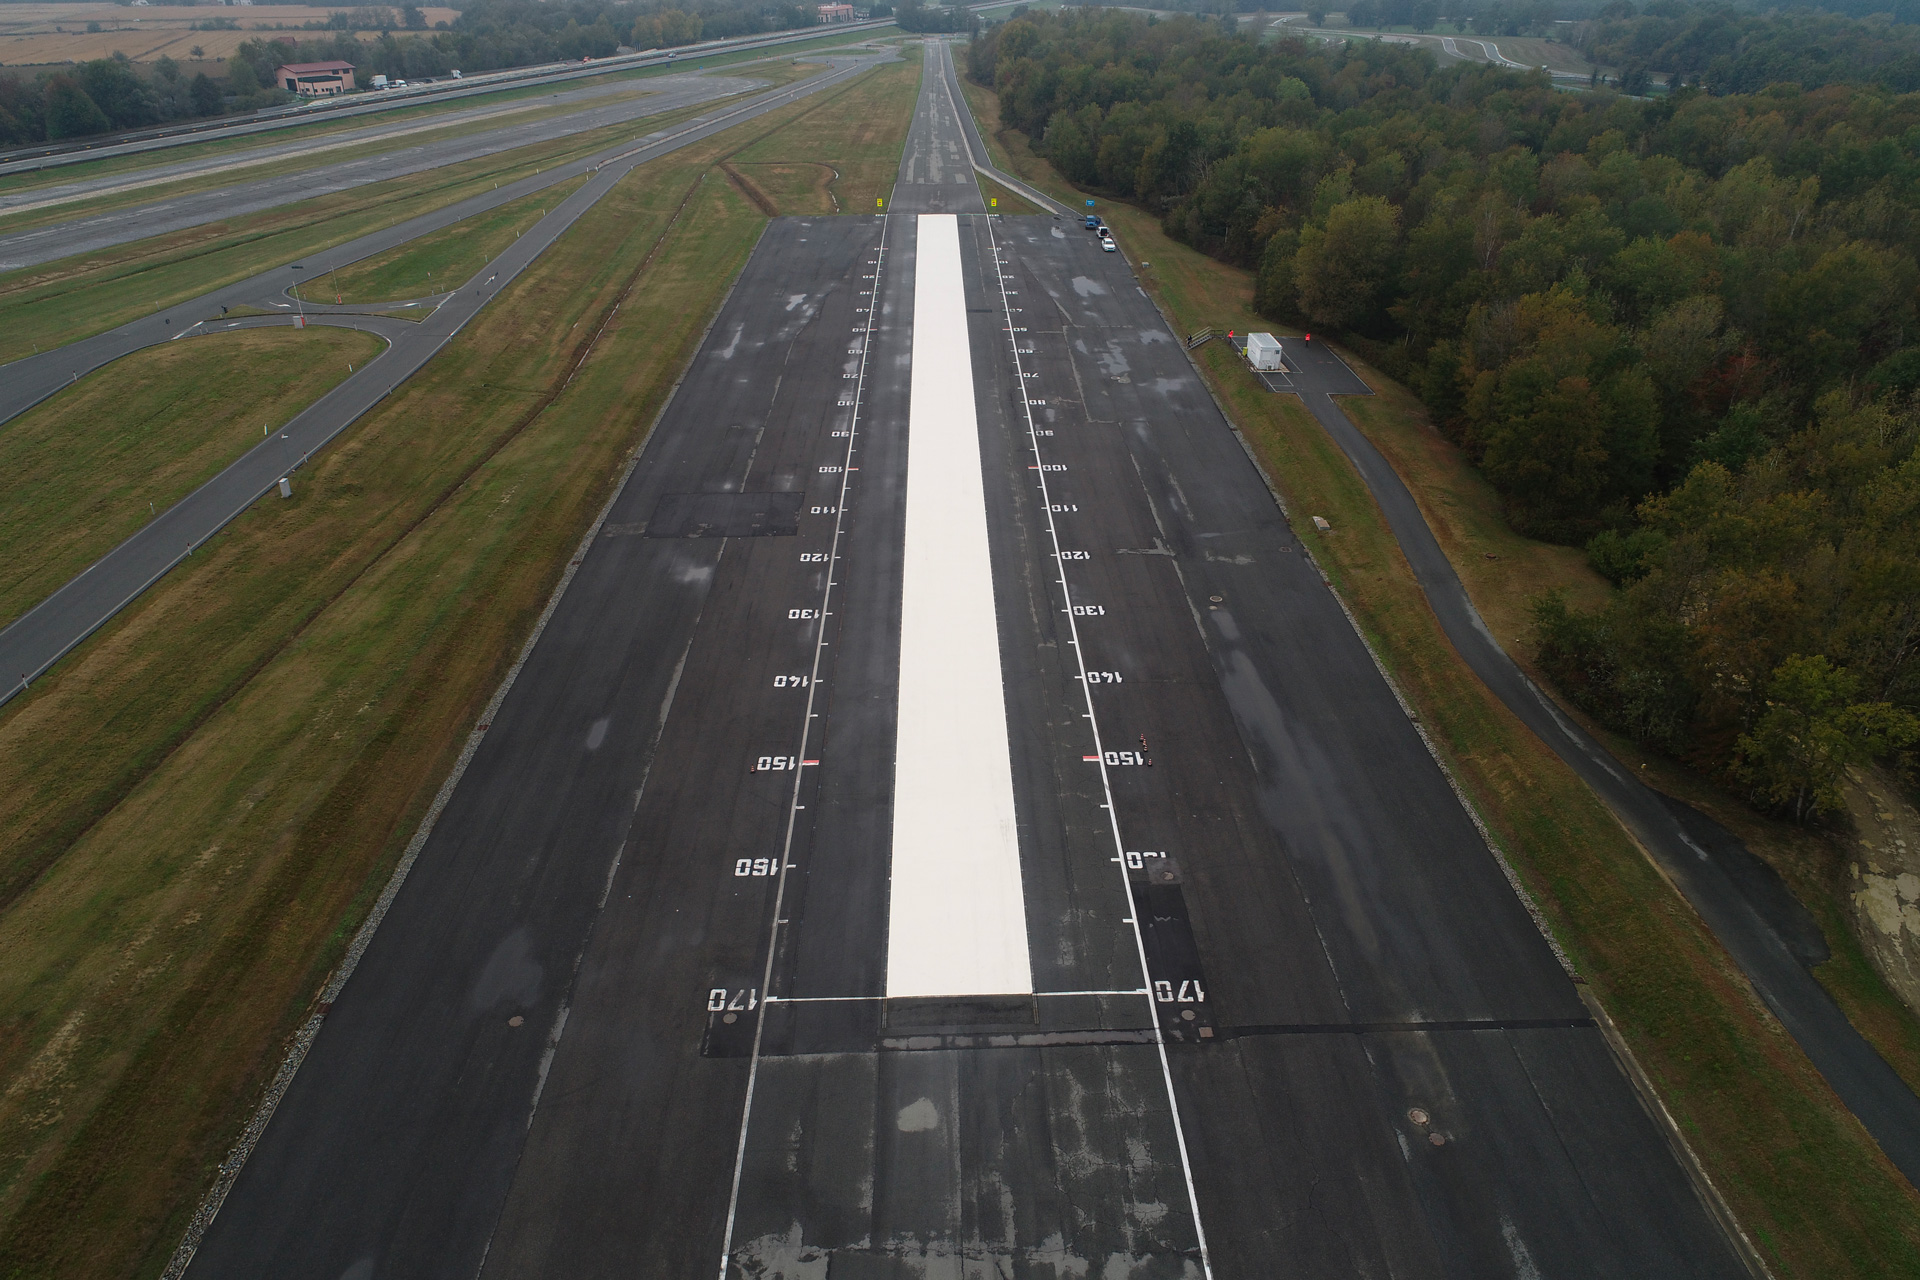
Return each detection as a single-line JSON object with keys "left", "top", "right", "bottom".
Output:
{"left": 885, "top": 213, "right": 1033, "bottom": 1000}
{"left": 717, "top": 216, "right": 893, "bottom": 1279}
{"left": 983, "top": 222, "right": 1215, "bottom": 1277}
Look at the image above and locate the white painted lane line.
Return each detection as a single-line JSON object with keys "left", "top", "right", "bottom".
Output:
{"left": 717, "top": 217, "right": 894, "bottom": 1280}
{"left": 982, "top": 222, "right": 1213, "bottom": 1276}
{"left": 885, "top": 213, "right": 1032, "bottom": 999}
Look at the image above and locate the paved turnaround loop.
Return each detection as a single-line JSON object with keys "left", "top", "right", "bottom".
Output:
{"left": 0, "top": 54, "right": 890, "bottom": 708}
{"left": 183, "top": 44, "right": 1746, "bottom": 1278}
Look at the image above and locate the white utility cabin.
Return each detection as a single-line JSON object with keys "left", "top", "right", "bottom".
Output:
{"left": 1245, "top": 332, "right": 1284, "bottom": 371}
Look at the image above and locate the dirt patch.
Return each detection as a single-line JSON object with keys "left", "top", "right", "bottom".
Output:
{"left": 1845, "top": 766, "right": 1920, "bottom": 1018}
{"left": 718, "top": 160, "right": 781, "bottom": 217}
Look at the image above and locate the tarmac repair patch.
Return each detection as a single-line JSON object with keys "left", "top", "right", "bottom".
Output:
{"left": 640, "top": 491, "right": 803, "bottom": 538}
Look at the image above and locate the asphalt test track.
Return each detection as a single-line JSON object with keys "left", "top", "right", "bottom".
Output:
{"left": 182, "top": 43, "right": 1746, "bottom": 1278}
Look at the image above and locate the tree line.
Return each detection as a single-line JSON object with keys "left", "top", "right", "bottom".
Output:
{"left": 967, "top": 9, "right": 1920, "bottom": 815}
{"left": 1574, "top": 2, "right": 1920, "bottom": 95}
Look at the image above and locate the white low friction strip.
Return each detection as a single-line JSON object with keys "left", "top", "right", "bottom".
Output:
{"left": 885, "top": 214, "right": 1032, "bottom": 998}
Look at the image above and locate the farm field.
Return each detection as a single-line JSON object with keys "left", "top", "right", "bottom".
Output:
{"left": 0, "top": 4, "right": 457, "bottom": 66}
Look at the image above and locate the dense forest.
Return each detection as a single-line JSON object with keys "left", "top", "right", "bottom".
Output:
{"left": 968, "top": 10, "right": 1920, "bottom": 815}
{"left": 1574, "top": 3, "right": 1920, "bottom": 94}
{"left": 0, "top": 0, "right": 826, "bottom": 145}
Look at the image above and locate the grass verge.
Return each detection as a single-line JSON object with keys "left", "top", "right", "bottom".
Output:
{"left": 976, "top": 171, "right": 1045, "bottom": 215}
{"left": 291, "top": 179, "right": 589, "bottom": 303}
{"left": 0, "top": 58, "right": 910, "bottom": 1280}
{"left": 0, "top": 326, "right": 384, "bottom": 631}
{"left": 962, "top": 76, "right": 1920, "bottom": 1279}
{"left": 727, "top": 42, "right": 919, "bottom": 213}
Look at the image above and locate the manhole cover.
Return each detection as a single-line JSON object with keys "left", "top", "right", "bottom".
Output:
{"left": 1407, "top": 1108, "right": 1429, "bottom": 1125}
{"left": 1209, "top": 595, "right": 1224, "bottom": 603}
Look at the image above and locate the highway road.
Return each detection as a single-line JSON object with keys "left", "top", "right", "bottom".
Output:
{"left": 0, "top": 21, "right": 898, "bottom": 176}
{"left": 179, "top": 45, "right": 1747, "bottom": 1278}
{"left": 0, "top": 54, "right": 894, "bottom": 706}
{"left": 0, "top": 70, "right": 767, "bottom": 271}
{"left": 0, "top": 70, "right": 744, "bottom": 220}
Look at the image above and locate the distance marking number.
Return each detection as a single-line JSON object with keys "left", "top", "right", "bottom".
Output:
{"left": 799, "top": 553, "right": 829, "bottom": 563}
{"left": 1105, "top": 750, "right": 1147, "bottom": 766}
{"left": 788, "top": 609, "right": 820, "bottom": 620}
{"left": 1086, "top": 671, "right": 1123, "bottom": 683}
{"left": 773, "top": 675, "right": 810, "bottom": 687}
{"left": 1051, "top": 504, "right": 1078, "bottom": 512}
{"left": 1058, "top": 550, "right": 1091, "bottom": 561}
{"left": 756, "top": 755, "right": 798, "bottom": 771}
{"left": 708, "top": 988, "right": 760, "bottom": 1011}
{"left": 1125, "top": 849, "right": 1166, "bottom": 869}
{"left": 1154, "top": 979, "right": 1206, "bottom": 1004}
{"left": 734, "top": 857, "right": 779, "bottom": 877}
{"left": 819, "top": 466, "right": 843, "bottom": 474}
{"left": 1071, "top": 605, "right": 1106, "bottom": 616}
{"left": 811, "top": 506, "right": 837, "bottom": 515}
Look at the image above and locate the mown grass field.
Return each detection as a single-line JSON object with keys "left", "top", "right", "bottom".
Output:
{"left": 0, "top": 326, "right": 384, "bottom": 630}
{"left": 727, "top": 41, "right": 920, "bottom": 213}
{"left": 959, "top": 71, "right": 1920, "bottom": 1280}
{"left": 290, "top": 179, "right": 589, "bottom": 303}
{"left": 977, "top": 172, "right": 1045, "bottom": 215}
{"left": 0, "top": 56, "right": 912, "bottom": 1280}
